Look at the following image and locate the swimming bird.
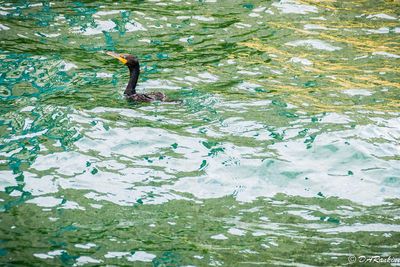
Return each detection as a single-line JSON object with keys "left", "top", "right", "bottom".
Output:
{"left": 106, "top": 51, "right": 167, "bottom": 102}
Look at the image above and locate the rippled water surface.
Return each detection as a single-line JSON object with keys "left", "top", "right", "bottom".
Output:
{"left": 1, "top": 0, "right": 400, "bottom": 266}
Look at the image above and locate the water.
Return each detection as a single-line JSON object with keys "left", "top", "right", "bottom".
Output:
{"left": 1, "top": 0, "right": 399, "bottom": 266}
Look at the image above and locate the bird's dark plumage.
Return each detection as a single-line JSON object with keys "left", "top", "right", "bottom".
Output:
{"left": 106, "top": 52, "right": 167, "bottom": 102}
{"left": 128, "top": 92, "right": 166, "bottom": 102}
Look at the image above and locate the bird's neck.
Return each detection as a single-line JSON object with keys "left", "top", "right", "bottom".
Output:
{"left": 125, "top": 65, "right": 140, "bottom": 96}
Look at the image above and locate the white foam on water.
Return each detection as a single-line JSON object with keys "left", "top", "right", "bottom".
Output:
{"left": 320, "top": 223, "right": 400, "bottom": 233}
{"left": 342, "top": 89, "right": 372, "bottom": 96}
{"left": 104, "top": 252, "right": 130, "bottom": 258}
{"left": 95, "top": 10, "right": 123, "bottom": 17}
{"left": 20, "top": 106, "right": 35, "bottom": 112}
{"left": 192, "top": 16, "right": 214, "bottom": 22}
{"left": 3, "top": 129, "right": 47, "bottom": 142}
{"left": 304, "top": 24, "right": 329, "bottom": 30}
{"left": 320, "top": 113, "right": 353, "bottom": 124}
{"left": 75, "top": 243, "right": 97, "bottom": 249}
{"left": 286, "top": 39, "right": 341, "bottom": 51}
{"left": 237, "top": 82, "right": 263, "bottom": 91}
{"left": 234, "top": 22, "right": 252, "bottom": 29}
{"left": 228, "top": 228, "right": 246, "bottom": 236}
{"left": 127, "top": 251, "right": 157, "bottom": 262}
{"left": 96, "top": 72, "right": 113, "bottom": 78}
{"left": 198, "top": 72, "right": 219, "bottom": 82}
{"left": 365, "top": 27, "right": 390, "bottom": 34}
{"left": 254, "top": 7, "right": 266, "bottom": 12}
{"left": 75, "top": 256, "right": 102, "bottom": 265}
{"left": 179, "top": 36, "right": 193, "bottom": 43}
{"left": 26, "top": 196, "right": 62, "bottom": 208}
{"left": 289, "top": 57, "right": 313, "bottom": 66}
{"left": 72, "top": 20, "right": 116, "bottom": 35}
{"left": 366, "top": 13, "right": 397, "bottom": 20}
{"left": 125, "top": 21, "right": 147, "bottom": 32}
{"left": 0, "top": 23, "right": 10, "bottom": 30}
{"left": 33, "top": 250, "right": 65, "bottom": 259}
{"left": 272, "top": 0, "right": 318, "bottom": 14}
{"left": 60, "top": 61, "right": 78, "bottom": 71}
{"left": 237, "top": 70, "right": 262, "bottom": 75}
{"left": 33, "top": 253, "right": 53, "bottom": 259}
{"left": 249, "top": 13, "right": 261, "bottom": 17}
{"left": 211, "top": 234, "right": 228, "bottom": 240}
{"left": 167, "top": 116, "right": 400, "bottom": 206}
{"left": 35, "top": 32, "right": 61, "bottom": 38}
{"left": 372, "top": 51, "right": 400, "bottom": 58}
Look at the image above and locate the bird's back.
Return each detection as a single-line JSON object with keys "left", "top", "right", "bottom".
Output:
{"left": 127, "top": 92, "right": 167, "bottom": 102}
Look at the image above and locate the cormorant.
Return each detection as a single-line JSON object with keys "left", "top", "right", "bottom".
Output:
{"left": 106, "top": 51, "right": 167, "bottom": 102}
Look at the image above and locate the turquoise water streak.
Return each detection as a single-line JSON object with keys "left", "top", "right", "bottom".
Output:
{"left": 1, "top": 0, "right": 400, "bottom": 265}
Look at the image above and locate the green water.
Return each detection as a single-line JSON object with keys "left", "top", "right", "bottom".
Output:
{"left": 1, "top": 0, "right": 400, "bottom": 266}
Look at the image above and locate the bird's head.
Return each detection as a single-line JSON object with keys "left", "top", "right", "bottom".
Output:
{"left": 106, "top": 51, "right": 139, "bottom": 68}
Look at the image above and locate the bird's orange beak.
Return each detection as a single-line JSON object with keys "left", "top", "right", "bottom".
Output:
{"left": 106, "top": 51, "right": 128, "bottom": 64}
